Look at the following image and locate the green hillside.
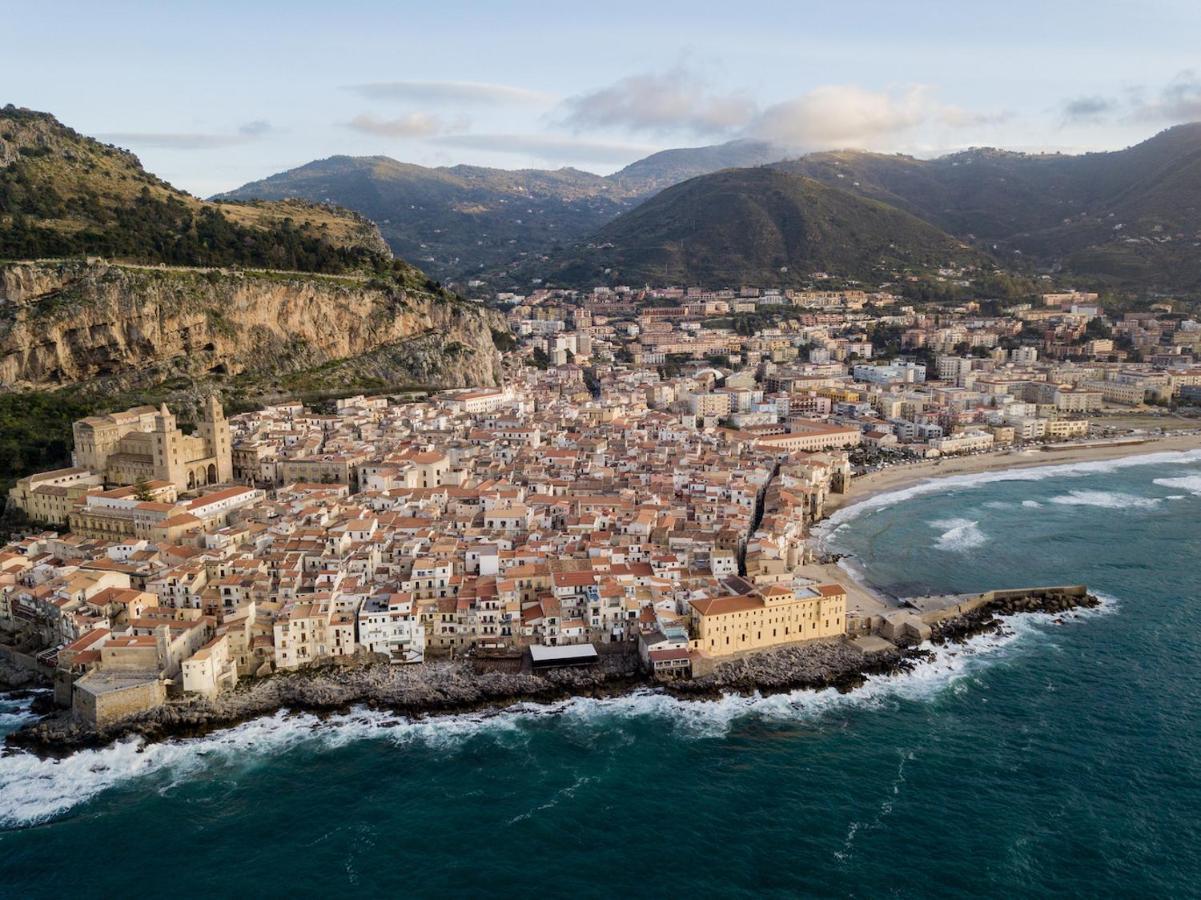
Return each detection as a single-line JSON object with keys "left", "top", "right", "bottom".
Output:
{"left": 0, "top": 105, "right": 394, "bottom": 274}
{"left": 783, "top": 125, "right": 1201, "bottom": 292}
{"left": 540, "top": 168, "right": 985, "bottom": 288}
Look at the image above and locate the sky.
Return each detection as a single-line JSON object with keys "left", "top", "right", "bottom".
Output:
{"left": 5, "top": 0, "right": 1201, "bottom": 196}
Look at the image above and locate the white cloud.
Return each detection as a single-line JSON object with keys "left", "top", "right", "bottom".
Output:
{"left": 346, "top": 113, "right": 464, "bottom": 138}
{"left": 343, "top": 80, "right": 553, "bottom": 106}
{"left": 746, "top": 85, "right": 978, "bottom": 151}
{"left": 559, "top": 66, "right": 756, "bottom": 138}
{"left": 558, "top": 71, "right": 1002, "bottom": 153}
{"left": 430, "top": 132, "right": 657, "bottom": 166}
{"left": 97, "top": 121, "right": 276, "bottom": 150}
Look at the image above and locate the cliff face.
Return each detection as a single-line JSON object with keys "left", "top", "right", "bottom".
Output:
{"left": 0, "top": 261, "right": 506, "bottom": 392}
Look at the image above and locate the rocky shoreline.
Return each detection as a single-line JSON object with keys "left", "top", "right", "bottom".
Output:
{"left": 4, "top": 589, "right": 1100, "bottom": 758}
{"left": 925, "top": 589, "right": 1101, "bottom": 644}
{"left": 0, "top": 657, "right": 49, "bottom": 694}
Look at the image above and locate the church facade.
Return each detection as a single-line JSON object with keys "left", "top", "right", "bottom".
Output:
{"left": 72, "top": 396, "right": 233, "bottom": 492}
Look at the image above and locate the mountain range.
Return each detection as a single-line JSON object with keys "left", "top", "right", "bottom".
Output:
{"left": 781, "top": 124, "right": 1201, "bottom": 291}
{"left": 221, "top": 124, "right": 1201, "bottom": 293}
{"left": 214, "top": 140, "right": 786, "bottom": 280}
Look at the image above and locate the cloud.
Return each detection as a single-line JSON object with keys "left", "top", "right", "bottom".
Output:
{"left": 237, "top": 120, "right": 272, "bottom": 138}
{"left": 558, "top": 70, "right": 1000, "bottom": 151}
{"left": 430, "top": 132, "right": 657, "bottom": 165}
{"left": 343, "top": 80, "right": 552, "bottom": 105}
{"left": 559, "top": 66, "right": 756, "bottom": 138}
{"left": 1061, "top": 95, "right": 1118, "bottom": 123}
{"left": 746, "top": 85, "right": 973, "bottom": 151}
{"left": 98, "top": 121, "right": 276, "bottom": 150}
{"left": 1061, "top": 71, "right": 1201, "bottom": 126}
{"left": 1133, "top": 70, "right": 1201, "bottom": 122}
{"left": 346, "top": 113, "right": 465, "bottom": 138}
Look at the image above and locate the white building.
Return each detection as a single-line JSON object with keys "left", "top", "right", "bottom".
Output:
{"left": 357, "top": 594, "right": 426, "bottom": 663}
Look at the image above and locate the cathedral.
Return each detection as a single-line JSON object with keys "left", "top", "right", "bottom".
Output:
{"left": 71, "top": 395, "right": 233, "bottom": 492}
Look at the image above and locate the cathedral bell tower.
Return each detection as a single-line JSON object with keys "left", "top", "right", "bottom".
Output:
{"left": 151, "top": 403, "right": 185, "bottom": 488}
{"left": 199, "top": 394, "right": 233, "bottom": 483}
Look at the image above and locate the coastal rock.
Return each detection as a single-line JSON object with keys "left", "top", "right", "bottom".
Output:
{"left": 670, "top": 638, "right": 912, "bottom": 697}
{"left": 7, "top": 651, "right": 646, "bottom": 756}
{"left": 0, "top": 658, "right": 46, "bottom": 692}
{"left": 925, "top": 590, "right": 1101, "bottom": 645}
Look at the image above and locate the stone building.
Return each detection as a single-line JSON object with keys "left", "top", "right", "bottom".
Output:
{"left": 71, "top": 670, "right": 166, "bottom": 728}
{"left": 71, "top": 396, "right": 233, "bottom": 492}
{"left": 6, "top": 467, "right": 104, "bottom": 525}
{"left": 689, "top": 583, "right": 847, "bottom": 657}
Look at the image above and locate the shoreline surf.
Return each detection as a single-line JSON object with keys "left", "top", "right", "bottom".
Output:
{"left": 0, "top": 594, "right": 1116, "bottom": 831}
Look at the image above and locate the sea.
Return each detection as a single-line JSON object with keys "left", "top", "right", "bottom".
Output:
{"left": 2, "top": 450, "right": 1201, "bottom": 898}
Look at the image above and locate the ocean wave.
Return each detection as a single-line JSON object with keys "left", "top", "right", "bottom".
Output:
{"left": 0, "top": 596, "right": 1119, "bottom": 830}
{"left": 0, "top": 712, "right": 35, "bottom": 731}
{"left": 0, "top": 695, "right": 40, "bottom": 739}
{"left": 1048, "top": 490, "right": 1161, "bottom": 510}
{"left": 930, "top": 518, "right": 988, "bottom": 552}
{"left": 816, "top": 447, "right": 1201, "bottom": 540}
{"left": 1021, "top": 500, "right": 1042, "bottom": 508}
{"left": 835, "top": 555, "right": 878, "bottom": 595}
{"left": 1152, "top": 473, "right": 1201, "bottom": 496}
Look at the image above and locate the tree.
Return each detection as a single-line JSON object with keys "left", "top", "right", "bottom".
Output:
{"left": 132, "top": 478, "right": 154, "bottom": 501}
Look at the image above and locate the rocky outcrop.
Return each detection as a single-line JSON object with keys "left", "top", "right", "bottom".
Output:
{"left": 670, "top": 638, "right": 914, "bottom": 697}
{"left": 0, "top": 657, "right": 47, "bottom": 692}
{"left": 0, "top": 260, "right": 507, "bottom": 391}
{"left": 9, "top": 651, "right": 645, "bottom": 755}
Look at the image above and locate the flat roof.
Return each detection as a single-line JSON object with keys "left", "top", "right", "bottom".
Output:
{"left": 528, "top": 643, "right": 598, "bottom": 663}
{"left": 75, "top": 670, "right": 161, "bottom": 695}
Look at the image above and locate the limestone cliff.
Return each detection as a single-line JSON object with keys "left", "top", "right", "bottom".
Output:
{"left": 0, "top": 260, "right": 507, "bottom": 393}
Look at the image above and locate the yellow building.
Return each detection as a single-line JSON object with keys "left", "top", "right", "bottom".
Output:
{"left": 6, "top": 467, "right": 104, "bottom": 525}
{"left": 1045, "top": 418, "right": 1089, "bottom": 439}
{"left": 72, "top": 396, "right": 232, "bottom": 492}
{"left": 689, "top": 583, "right": 847, "bottom": 656}
{"left": 755, "top": 422, "right": 861, "bottom": 453}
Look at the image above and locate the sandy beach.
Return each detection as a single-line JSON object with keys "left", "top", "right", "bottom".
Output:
{"left": 826, "top": 431, "right": 1201, "bottom": 516}
{"left": 802, "top": 430, "right": 1201, "bottom": 615}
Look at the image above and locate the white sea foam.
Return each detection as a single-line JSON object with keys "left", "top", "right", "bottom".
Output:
{"left": 0, "top": 712, "right": 34, "bottom": 731}
{"left": 1021, "top": 500, "right": 1042, "bottom": 508}
{"left": 815, "top": 448, "right": 1201, "bottom": 543}
{"left": 836, "top": 747, "right": 915, "bottom": 862}
{"left": 1048, "top": 490, "right": 1161, "bottom": 510}
{"left": 0, "top": 596, "right": 1119, "bottom": 830}
{"left": 1152, "top": 473, "right": 1201, "bottom": 496}
{"left": 930, "top": 518, "right": 988, "bottom": 552}
{"left": 0, "top": 695, "right": 39, "bottom": 738}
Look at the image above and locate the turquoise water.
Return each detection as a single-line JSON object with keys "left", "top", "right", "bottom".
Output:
{"left": 2, "top": 451, "right": 1201, "bottom": 897}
